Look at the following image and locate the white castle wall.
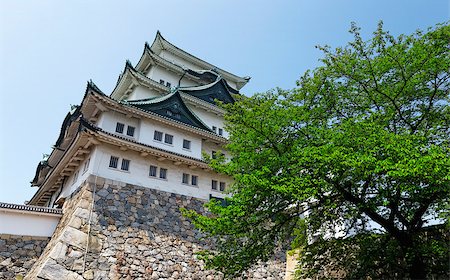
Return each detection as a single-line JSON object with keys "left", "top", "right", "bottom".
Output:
{"left": 127, "top": 85, "right": 163, "bottom": 101}
{"left": 59, "top": 144, "right": 230, "bottom": 203}
{"left": 0, "top": 210, "right": 60, "bottom": 237}
{"left": 189, "top": 106, "right": 228, "bottom": 138}
{"left": 159, "top": 50, "right": 200, "bottom": 72}
{"left": 97, "top": 109, "right": 225, "bottom": 160}
{"left": 147, "top": 64, "right": 198, "bottom": 89}
{"left": 158, "top": 50, "right": 239, "bottom": 90}
{"left": 89, "top": 145, "right": 229, "bottom": 200}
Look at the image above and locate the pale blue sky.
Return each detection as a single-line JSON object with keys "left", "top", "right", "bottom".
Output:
{"left": 0, "top": 0, "right": 448, "bottom": 204}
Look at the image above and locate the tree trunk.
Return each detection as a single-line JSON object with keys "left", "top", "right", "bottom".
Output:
{"left": 398, "top": 232, "right": 426, "bottom": 280}
{"left": 409, "top": 253, "right": 426, "bottom": 280}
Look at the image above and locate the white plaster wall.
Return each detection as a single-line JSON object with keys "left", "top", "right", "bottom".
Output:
{"left": 127, "top": 86, "right": 163, "bottom": 101}
{"left": 147, "top": 65, "right": 199, "bottom": 89}
{"left": 159, "top": 51, "right": 200, "bottom": 72}
{"left": 89, "top": 144, "right": 230, "bottom": 200}
{"left": 0, "top": 210, "right": 60, "bottom": 237}
{"left": 159, "top": 51, "right": 239, "bottom": 90}
{"left": 202, "top": 140, "right": 229, "bottom": 160}
{"left": 97, "top": 105, "right": 231, "bottom": 161}
{"left": 99, "top": 110, "right": 205, "bottom": 160}
{"left": 59, "top": 156, "right": 93, "bottom": 200}
{"left": 139, "top": 118, "right": 203, "bottom": 159}
{"left": 97, "top": 111, "right": 140, "bottom": 141}
{"left": 188, "top": 105, "right": 228, "bottom": 138}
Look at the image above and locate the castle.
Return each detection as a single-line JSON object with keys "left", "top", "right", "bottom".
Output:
{"left": 0, "top": 32, "right": 286, "bottom": 279}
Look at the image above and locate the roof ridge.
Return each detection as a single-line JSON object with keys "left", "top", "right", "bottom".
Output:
{"left": 150, "top": 32, "right": 250, "bottom": 89}
{"left": 0, "top": 202, "right": 63, "bottom": 214}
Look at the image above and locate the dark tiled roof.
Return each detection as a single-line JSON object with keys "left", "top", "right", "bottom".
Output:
{"left": 0, "top": 202, "right": 62, "bottom": 215}
{"left": 179, "top": 77, "right": 237, "bottom": 105}
{"left": 122, "top": 91, "right": 213, "bottom": 131}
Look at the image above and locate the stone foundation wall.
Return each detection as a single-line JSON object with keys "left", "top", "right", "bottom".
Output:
{"left": 26, "top": 176, "right": 285, "bottom": 279}
{"left": 0, "top": 234, "right": 49, "bottom": 279}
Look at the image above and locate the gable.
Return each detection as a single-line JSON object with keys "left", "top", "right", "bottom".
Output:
{"left": 180, "top": 79, "right": 237, "bottom": 105}
{"left": 123, "top": 92, "right": 212, "bottom": 131}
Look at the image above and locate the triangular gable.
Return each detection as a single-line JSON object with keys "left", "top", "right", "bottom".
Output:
{"left": 123, "top": 92, "right": 212, "bottom": 132}
{"left": 179, "top": 78, "right": 237, "bottom": 105}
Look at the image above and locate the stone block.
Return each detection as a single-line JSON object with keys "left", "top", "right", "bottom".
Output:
{"left": 69, "top": 217, "right": 83, "bottom": 229}
{"left": 60, "top": 227, "right": 87, "bottom": 249}
{"left": 49, "top": 242, "right": 67, "bottom": 260}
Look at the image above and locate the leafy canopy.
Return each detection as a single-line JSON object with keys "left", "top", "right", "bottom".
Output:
{"left": 183, "top": 22, "right": 450, "bottom": 279}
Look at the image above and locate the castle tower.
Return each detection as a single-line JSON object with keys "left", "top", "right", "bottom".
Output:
{"left": 29, "top": 31, "right": 250, "bottom": 208}
{"left": 18, "top": 32, "right": 285, "bottom": 279}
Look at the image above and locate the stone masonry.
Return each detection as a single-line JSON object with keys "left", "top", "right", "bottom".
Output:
{"left": 25, "top": 176, "right": 285, "bottom": 279}
{"left": 0, "top": 235, "right": 50, "bottom": 280}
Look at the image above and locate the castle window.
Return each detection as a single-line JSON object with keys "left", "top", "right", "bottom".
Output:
{"left": 212, "top": 126, "right": 217, "bottom": 133}
{"left": 109, "top": 156, "right": 119, "bottom": 168}
{"left": 166, "top": 82, "right": 171, "bottom": 88}
{"left": 160, "top": 168, "right": 167, "bottom": 179}
{"left": 121, "top": 159, "right": 130, "bottom": 171}
{"left": 83, "top": 158, "right": 90, "bottom": 173}
{"left": 212, "top": 151, "right": 217, "bottom": 159}
{"left": 126, "top": 126, "right": 135, "bottom": 137}
{"left": 182, "top": 173, "right": 189, "bottom": 184}
{"left": 72, "top": 171, "right": 79, "bottom": 185}
{"left": 115, "top": 122, "right": 125, "bottom": 134}
{"left": 149, "top": 165, "right": 157, "bottom": 177}
{"left": 154, "top": 131, "right": 163, "bottom": 141}
{"left": 166, "top": 110, "right": 173, "bottom": 116}
{"left": 218, "top": 128, "right": 223, "bottom": 136}
{"left": 211, "top": 180, "right": 218, "bottom": 190}
{"left": 164, "top": 134, "right": 173, "bottom": 144}
{"left": 219, "top": 182, "right": 226, "bottom": 192}
{"left": 159, "top": 79, "right": 165, "bottom": 85}
{"left": 183, "top": 139, "right": 191, "bottom": 150}
{"left": 191, "top": 175, "right": 198, "bottom": 186}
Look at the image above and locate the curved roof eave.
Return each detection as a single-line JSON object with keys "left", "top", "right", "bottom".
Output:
{"left": 110, "top": 61, "right": 169, "bottom": 101}
{"left": 122, "top": 91, "right": 213, "bottom": 132}
{"left": 149, "top": 31, "right": 250, "bottom": 90}
{"left": 90, "top": 91, "right": 227, "bottom": 144}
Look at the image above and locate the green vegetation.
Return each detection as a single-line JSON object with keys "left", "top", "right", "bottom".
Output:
{"left": 183, "top": 22, "right": 449, "bottom": 279}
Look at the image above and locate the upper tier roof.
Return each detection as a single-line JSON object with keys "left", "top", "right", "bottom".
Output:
{"left": 110, "top": 60, "right": 169, "bottom": 101}
{"left": 178, "top": 75, "right": 238, "bottom": 105}
{"left": 110, "top": 61, "right": 235, "bottom": 112}
{"left": 121, "top": 91, "right": 213, "bottom": 132}
{"left": 136, "top": 31, "right": 250, "bottom": 90}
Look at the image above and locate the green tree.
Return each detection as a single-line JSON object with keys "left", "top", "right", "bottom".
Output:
{"left": 183, "top": 22, "right": 450, "bottom": 279}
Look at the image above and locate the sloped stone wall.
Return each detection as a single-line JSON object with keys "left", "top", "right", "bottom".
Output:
{"left": 26, "top": 176, "right": 285, "bottom": 279}
{"left": 0, "top": 234, "right": 49, "bottom": 279}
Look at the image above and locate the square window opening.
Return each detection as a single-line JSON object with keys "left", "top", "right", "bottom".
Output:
{"left": 160, "top": 168, "right": 167, "bottom": 179}
{"left": 154, "top": 131, "right": 163, "bottom": 141}
{"left": 115, "top": 122, "right": 125, "bottom": 134}
{"left": 126, "top": 126, "right": 135, "bottom": 137}
{"left": 191, "top": 175, "right": 198, "bottom": 186}
{"left": 121, "top": 159, "right": 130, "bottom": 171}
{"left": 183, "top": 139, "right": 191, "bottom": 150}
{"left": 182, "top": 173, "right": 189, "bottom": 184}
{"left": 164, "top": 134, "right": 173, "bottom": 144}
{"left": 109, "top": 156, "right": 119, "bottom": 168}
{"left": 149, "top": 165, "right": 157, "bottom": 177}
{"left": 211, "top": 180, "right": 218, "bottom": 190}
